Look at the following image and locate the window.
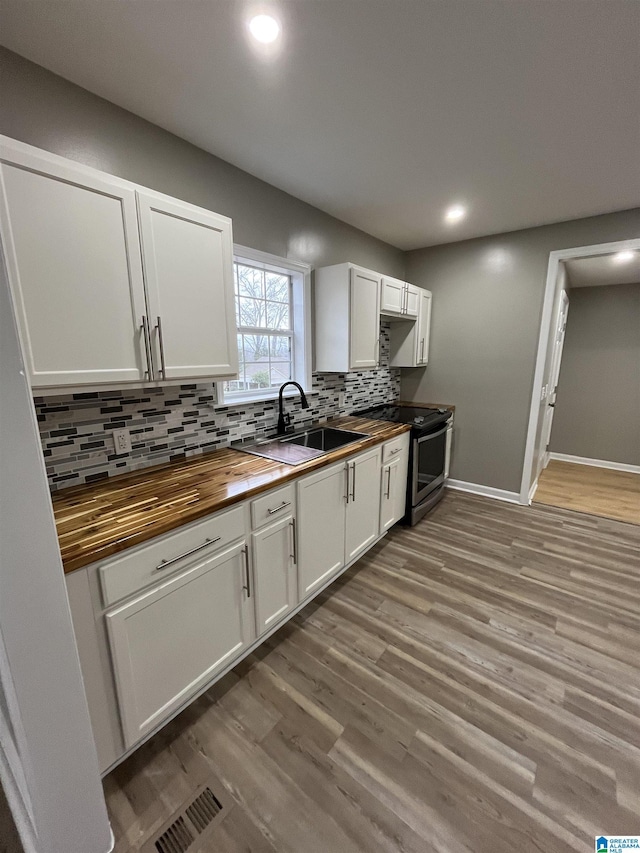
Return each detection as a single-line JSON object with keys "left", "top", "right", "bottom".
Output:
{"left": 219, "top": 246, "right": 311, "bottom": 405}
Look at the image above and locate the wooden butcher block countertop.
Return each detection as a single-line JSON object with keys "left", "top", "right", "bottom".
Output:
{"left": 53, "top": 416, "right": 410, "bottom": 574}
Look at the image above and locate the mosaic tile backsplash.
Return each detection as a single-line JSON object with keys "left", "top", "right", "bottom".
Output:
{"left": 37, "top": 322, "right": 400, "bottom": 491}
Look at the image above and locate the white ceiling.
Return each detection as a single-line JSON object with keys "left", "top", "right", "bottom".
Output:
{"left": 565, "top": 253, "right": 640, "bottom": 288}
{"left": 1, "top": 1, "right": 639, "bottom": 250}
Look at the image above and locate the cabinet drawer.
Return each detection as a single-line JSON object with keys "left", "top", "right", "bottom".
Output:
{"left": 250, "top": 484, "right": 295, "bottom": 529}
{"left": 99, "top": 504, "right": 246, "bottom": 607}
{"left": 382, "top": 433, "right": 409, "bottom": 463}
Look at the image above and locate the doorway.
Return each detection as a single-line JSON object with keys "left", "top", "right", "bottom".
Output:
{"left": 520, "top": 238, "right": 640, "bottom": 524}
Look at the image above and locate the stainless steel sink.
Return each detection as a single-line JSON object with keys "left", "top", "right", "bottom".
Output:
{"left": 280, "top": 427, "right": 368, "bottom": 452}
{"left": 238, "top": 426, "right": 369, "bottom": 465}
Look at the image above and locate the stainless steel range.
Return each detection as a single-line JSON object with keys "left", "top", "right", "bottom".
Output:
{"left": 355, "top": 404, "right": 453, "bottom": 525}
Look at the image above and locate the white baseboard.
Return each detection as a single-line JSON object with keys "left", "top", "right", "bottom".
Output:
{"left": 447, "top": 479, "right": 522, "bottom": 505}
{"left": 548, "top": 453, "right": 640, "bottom": 475}
{"left": 528, "top": 481, "right": 538, "bottom": 504}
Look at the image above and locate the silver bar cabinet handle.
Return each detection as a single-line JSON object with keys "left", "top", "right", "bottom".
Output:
{"left": 389, "top": 447, "right": 402, "bottom": 456}
{"left": 141, "top": 316, "right": 153, "bottom": 380}
{"left": 268, "top": 500, "right": 291, "bottom": 515}
{"left": 351, "top": 462, "right": 356, "bottom": 502}
{"left": 385, "top": 466, "right": 391, "bottom": 498}
{"left": 345, "top": 463, "right": 350, "bottom": 504}
{"left": 290, "top": 518, "right": 297, "bottom": 563}
{"left": 420, "top": 339, "right": 425, "bottom": 364}
{"left": 155, "top": 536, "right": 221, "bottom": 571}
{"left": 156, "top": 315, "right": 167, "bottom": 379}
{"left": 242, "top": 545, "right": 251, "bottom": 597}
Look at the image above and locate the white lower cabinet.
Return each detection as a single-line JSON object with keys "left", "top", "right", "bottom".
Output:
{"left": 251, "top": 515, "right": 297, "bottom": 636}
{"left": 380, "top": 439, "right": 410, "bottom": 532}
{"left": 296, "top": 461, "right": 347, "bottom": 599}
{"left": 71, "top": 434, "right": 410, "bottom": 772}
{"left": 345, "top": 447, "right": 383, "bottom": 561}
{"left": 106, "top": 540, "right": 253, "bottom": 748}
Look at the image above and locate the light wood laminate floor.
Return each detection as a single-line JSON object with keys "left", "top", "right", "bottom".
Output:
{"left": 535, "top": 460, "right": 640, "bottom": 525}
{"left": 104, "top": 490, "right": 640, "bottom": 853}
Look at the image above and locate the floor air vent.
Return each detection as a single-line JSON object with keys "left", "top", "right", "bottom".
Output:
{"left": 143, "top": 782, "right": 227, "bottom": 853}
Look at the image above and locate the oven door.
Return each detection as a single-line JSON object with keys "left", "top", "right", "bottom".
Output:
{"left": 412, "top": 424, "right": 448, "bottom": 505}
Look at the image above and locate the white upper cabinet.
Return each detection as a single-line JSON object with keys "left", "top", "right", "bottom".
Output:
{"left": 0, "top": 137, "right": 238, "bottom": 389}
{"left": 136, "top": 191, "right": 237, "bottom": 380}
{"left": 380, "top": 277, "right": 419, "bottom": 319}
{"left": 0, "top": 141, "right": 148, "bottom": 388}
{"left": 380, "top": 276, "right": 405, "bottom": 315}
{"left": 404, "top": 284, "right": 420, "bottom": 318}
{"left": 315, "top": 263, "right": 381, "bottom": 372}
{"left": 389, "top": 287, "right": 432, "bottom": 368}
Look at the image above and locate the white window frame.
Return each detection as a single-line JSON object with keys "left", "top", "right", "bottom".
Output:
{"left": 217, "top": 245, "right": 312, "bottom": 406}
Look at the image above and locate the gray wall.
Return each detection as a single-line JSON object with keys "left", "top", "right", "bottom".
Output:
{"left": 403, "top": 211, "right": 640, "bottom": 493}
{"left": 0, "top": 47, "right": 404, "bottom": 276}
{"left": 550, "top": 282, "right": 640, "bottom": 465}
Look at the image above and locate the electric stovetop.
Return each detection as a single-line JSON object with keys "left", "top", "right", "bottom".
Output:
{"left": 354, "top": 403, "right": 451, "bottom": 433}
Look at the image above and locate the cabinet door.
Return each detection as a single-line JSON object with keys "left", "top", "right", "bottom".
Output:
{"left": 136, "top": 191, "right": 238, "bottom": 380}
{"left": 380, "top": 276, "right": 405, "bottom": 316}
{"left": 416, "top": 290, "right": 432, "bottom": 365}
{"left": 252, "top": 516, "right": 297, "bottom": 636}
{"left": 345, "top": 446, "right": 382, "bottom": 561}
{"left": 404, "top": 284, "right": 420, "bottom": 318}
{"left": 106, "top": 541, "right": 253, "bottom": 748}
{"left": 0, "top": 145, "right": 148, "bottom": 387}
{"left": 349, "top": 266, "right": 380, "bottom": 369}
{"left": 296, "top": 462, "right": 346, "bottom": 599}
{"left": 380, "top": 449, "right": 409, "bottom": 532}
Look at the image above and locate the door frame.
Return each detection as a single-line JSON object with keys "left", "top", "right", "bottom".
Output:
{"left": 539, "top": 288, "right": 569, "bottom": 475}
{"left": 519, "top": 236, "right": 640, "bottom": 504}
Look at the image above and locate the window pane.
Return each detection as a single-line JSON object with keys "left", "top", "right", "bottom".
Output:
{"left": 265, "top": 272, "right": 290, "bottom": 303}
{"left": 270, "top": 362, "right": 291, "bottom": 386}
{"left": 269, "top": 335, "right": 291, "bottom": 360}
{"left": 236, "top": 264, "right": 264, "bottom": 299}
{"left": 244, "top": 363, "right": 271, "bottom": 389}
{"left": 238, "top": 296, "right": 266, "bottom": 328}
{"left": 242, "top": 333, "right": 269, "bottom": 361}
{"left": 266, "top": 301, "right": 291, "bottom": 330}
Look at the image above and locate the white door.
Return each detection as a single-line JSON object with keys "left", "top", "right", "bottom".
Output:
{"left": 0, "top": 143, "right": 148, "bottom": 387}
{"left": 296, "top": 462, "right": 346, "bottom": 599}
{"left": 415, "top": 289, "right": 432, "bottom": 365}
{"left": 540, "top": 290, "right": 569, "bottom": 470}
{"left": 136, "top": 190, "right": 238, "bottom": 381}
{"left": 252, "top": 515, "right": 297, "bottom": 635}
{"left": 380, "top": 276, "right": 405, "bottom": 315}
{"left": 106, "top": 541, "right": 253, "bottom": 748}
{"left": 404, "top": 284, "right": 420, "bottom": 318}
{"left": 380, "top": 452, "right": 409, "bottom": 532}
{"left": 345, "top": 447, "right": 382, "bottom": 561}
{"left": 349, "top": 266, "right": 381, "bottom": 369}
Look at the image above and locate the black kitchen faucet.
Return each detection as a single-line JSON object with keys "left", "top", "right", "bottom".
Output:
{"left": 277, "top": 382, "right": 309, "bottom": 434}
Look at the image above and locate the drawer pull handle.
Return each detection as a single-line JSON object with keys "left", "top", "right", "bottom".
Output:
{"left": 155, "top": 536, "right": 221, "bottom": 571}
{"left": 242, "top": 546, "right": 251, "bottom": 597}
{"left": 267, "top": 500, "right": 291, "bottom": 515}
{"left": 389, "top": 448, "right": 402, "bottom": 456}
{"left": 290, "top": 518, "right": 297, "bottom": 563}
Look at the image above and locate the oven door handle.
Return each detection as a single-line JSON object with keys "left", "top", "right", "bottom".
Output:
{"left": 415, "top": 424, "right": 449, "bottom": 443}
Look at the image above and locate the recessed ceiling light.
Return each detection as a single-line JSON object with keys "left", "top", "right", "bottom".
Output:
{"left": 612, "top": 250, "right": 636, "bottom": 264}
{"left": 249, "top": 14, "right": 280, "bottom": 43}
{"left": 445, "top": 204, "right": 466, "bottom": 223}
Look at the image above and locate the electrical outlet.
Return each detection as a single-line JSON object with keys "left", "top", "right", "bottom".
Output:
{"left": 338, "top": 392, "right": 346, "bottom": 409}
{"left": 112, "top": 428, "right": 131, "bottom": 454}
